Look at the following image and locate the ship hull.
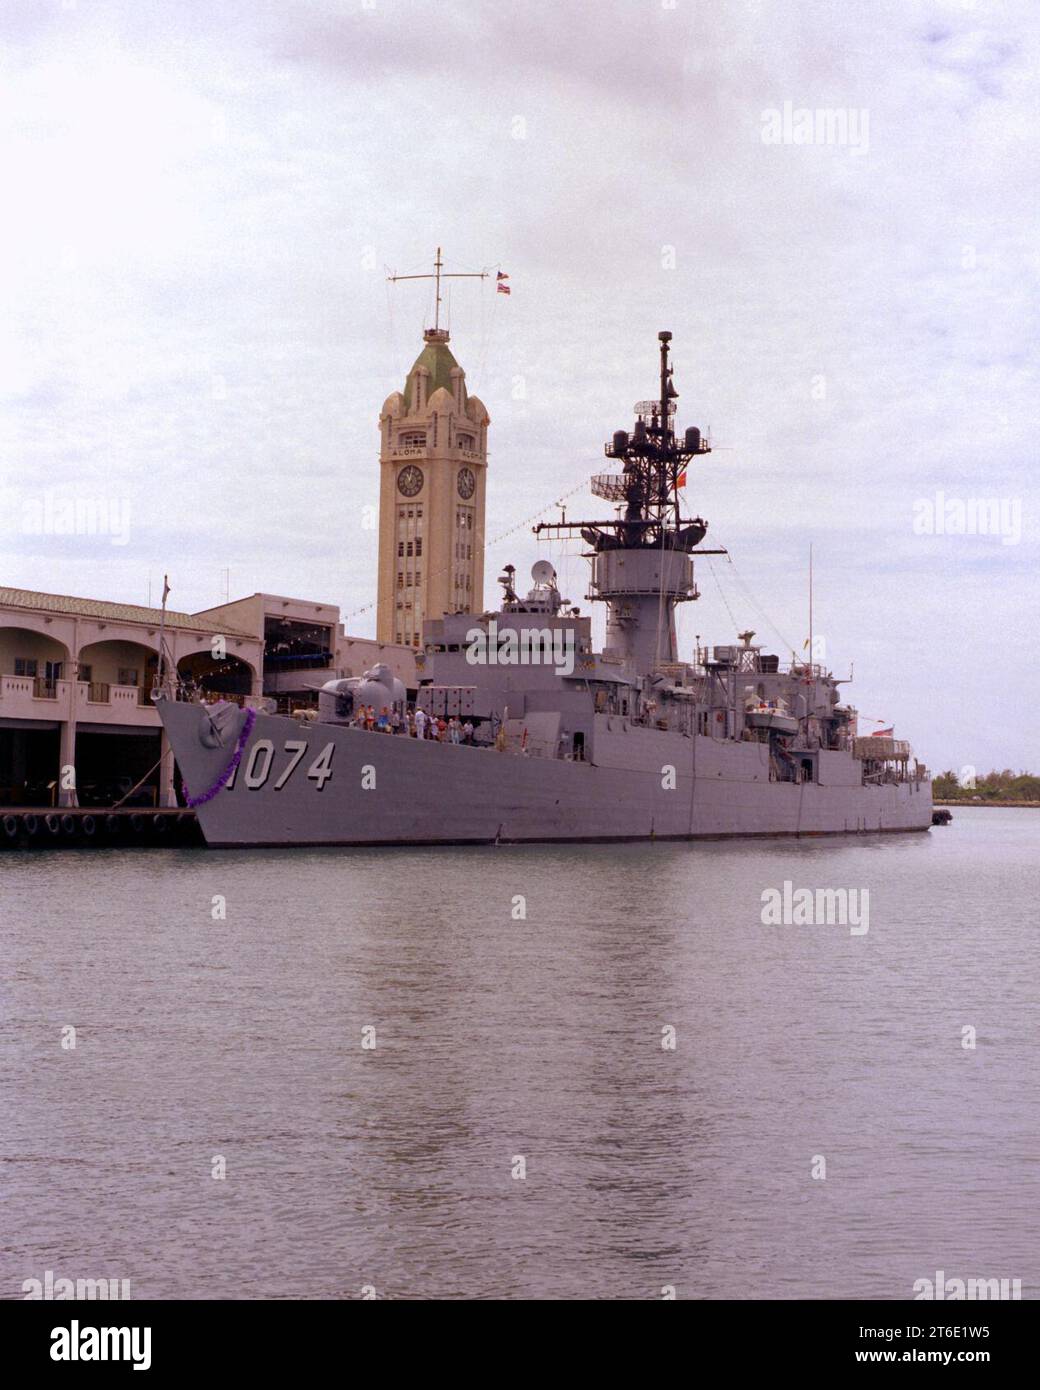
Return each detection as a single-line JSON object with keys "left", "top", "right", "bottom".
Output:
{"left": 160, "top": 701, "right": 933, "bottom": 847}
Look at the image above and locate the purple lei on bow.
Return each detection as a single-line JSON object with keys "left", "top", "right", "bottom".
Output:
{"left": 182, "top": 706, "right": 257, "bottom": 808}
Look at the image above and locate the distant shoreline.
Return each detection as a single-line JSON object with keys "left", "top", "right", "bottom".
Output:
{"left": 934, "top": 799, "right": 1040, "bottom": 808}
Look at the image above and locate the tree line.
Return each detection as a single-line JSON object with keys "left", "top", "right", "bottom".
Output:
{"left": 932, "top": 769, "right": 1040, "bottom": 801}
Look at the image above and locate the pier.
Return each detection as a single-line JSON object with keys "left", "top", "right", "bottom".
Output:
{"left": 0, "top": 806, "right": 202, "bottom": 850}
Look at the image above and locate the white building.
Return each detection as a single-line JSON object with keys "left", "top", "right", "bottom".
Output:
{"left": 0, "top": 586, "right": 414, "bottom": 808}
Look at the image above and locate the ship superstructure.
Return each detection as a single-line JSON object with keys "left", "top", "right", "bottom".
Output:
{"left": 156, "top": 333, "right": 931, "bottom": 846}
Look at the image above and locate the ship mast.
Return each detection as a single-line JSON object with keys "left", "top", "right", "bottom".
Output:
{"left": 534, "top": 332, "right": 726, "bottom": 673}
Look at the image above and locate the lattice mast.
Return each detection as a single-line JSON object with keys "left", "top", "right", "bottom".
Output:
{"left": 534, "top": 332, "right": 723, "bottom": 671}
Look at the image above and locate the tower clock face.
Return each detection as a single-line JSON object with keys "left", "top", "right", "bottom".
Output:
{"left": 457, "top": 466, "right": 476, "bottom": 499}
{"left": 397, "top": 465, "right": 424, "bottom": 497}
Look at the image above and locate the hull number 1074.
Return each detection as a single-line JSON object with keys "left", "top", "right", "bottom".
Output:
{"left": 227, "top": 739, "right": 336, "bottom": 792}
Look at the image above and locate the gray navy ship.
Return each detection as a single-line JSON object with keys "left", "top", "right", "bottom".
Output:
{"left": 157, "top": 332, "right": 932, "bottom": 846}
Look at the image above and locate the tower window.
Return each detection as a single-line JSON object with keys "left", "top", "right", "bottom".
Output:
{"left": 457, "top": 433, "right": 474, "bottom": 450}
{"left": 400, "top": 431, "right": 426, "bottom": 449}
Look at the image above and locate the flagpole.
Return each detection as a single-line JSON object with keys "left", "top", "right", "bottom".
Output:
{"left": 387, "top": 249, "right": 491, "bottom": 329}
{"left": 809, "top": 544, "right": 813, "bottom": 671}
{"left": 808, "top": 544, "right": 814, "bottom": 730}
{"left": 156, "top": 574, "right": 170, "bottom": 700}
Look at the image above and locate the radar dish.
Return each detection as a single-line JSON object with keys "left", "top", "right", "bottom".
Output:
{"left": 531, "top": 559, "right": 556, "bottom": 587}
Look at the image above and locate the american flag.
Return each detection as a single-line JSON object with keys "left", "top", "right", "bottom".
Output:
{"left": 497, "top": 270, "right": 510, "bottom": 294}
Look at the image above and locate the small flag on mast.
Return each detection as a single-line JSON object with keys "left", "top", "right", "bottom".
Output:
{"left": 162, "top": 575, "right": 170, "bottom": 605}
{"left": 497, "top": 270, "right": 510, "bottom": 294}
{"left": 871, "top": 726, "right": 894, "bottom": 737}
{"left": 676, "top": 470, "right": 687, "bottom": 489}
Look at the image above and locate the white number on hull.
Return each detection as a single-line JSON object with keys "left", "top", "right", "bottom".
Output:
{"left": 274, "top": 740, "right": 308, "bottom": 790}
{"left": 307, "top": 742, "right": 335, "bottom": 790}
{"left": 233, "top": 738, "right": 336, "bottom": 792}
{"left": 244, "top": 739, "right": 275, "bottom": 788}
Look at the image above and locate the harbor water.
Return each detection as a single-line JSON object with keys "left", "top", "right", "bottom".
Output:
{"left": 2, "top": 808, "right": 1037, "bottom": 1299}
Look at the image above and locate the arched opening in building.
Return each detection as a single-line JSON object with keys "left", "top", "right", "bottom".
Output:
{"left": 0, "top": 625, "right": 71, "bottom": 695}
{"left": 176, "top": 651, "right": 255, "bottom": 702}
{"left": 78, "top": 639, "right": 159, "bottom": 706}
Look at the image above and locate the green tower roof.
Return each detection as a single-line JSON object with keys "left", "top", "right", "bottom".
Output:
{"left": 403, "top": 330, "right": 466, "bottom": 413}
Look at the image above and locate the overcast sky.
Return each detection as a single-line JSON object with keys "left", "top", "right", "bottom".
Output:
{"left": 1, "top": 0, "right": 1036, "bottom": 772}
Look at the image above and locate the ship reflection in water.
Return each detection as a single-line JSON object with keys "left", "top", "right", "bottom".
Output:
{"left": 2, "top": 809, "right": 1036, "bottom": 1300}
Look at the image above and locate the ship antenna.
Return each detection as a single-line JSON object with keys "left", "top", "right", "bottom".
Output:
{"left": 808, "top": 543, "right": 814, "bottom": 709}
{"left": 659, "top": 330, "right": 677, "bottom": 528}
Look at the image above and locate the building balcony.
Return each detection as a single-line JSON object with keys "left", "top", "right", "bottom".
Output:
{"left": 82, "top": 681, "right": 156, "bottom": 720}
{"left": 0, "top": 675, "right": 162, "bottom": 726}
{"left": 77, "top": 680, "right": 160, "bottom": 725}
{"left": 0, "top": 674, "right": 73, "bottom": 717}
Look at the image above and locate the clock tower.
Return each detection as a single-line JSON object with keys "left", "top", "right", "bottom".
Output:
{"left": 376, "top": 327, "right": 489, "bottom": 646}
